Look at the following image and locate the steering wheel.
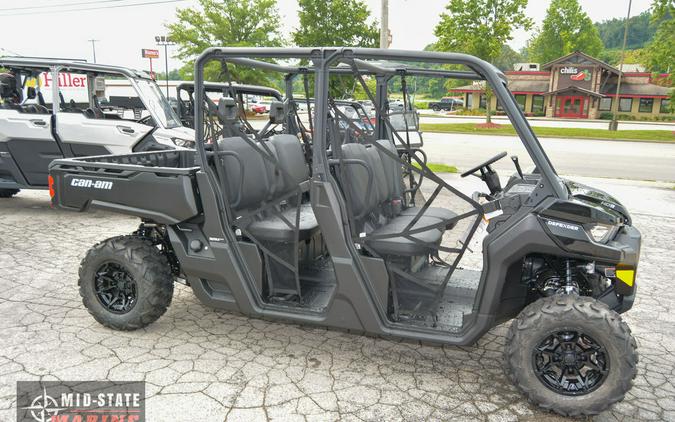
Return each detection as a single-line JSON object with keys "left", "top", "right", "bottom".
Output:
{"left": 461, "top": 151, "right": 508, "bottom": 178}
{"left": 461, "top": 151, "right": 508, "bottom": 196}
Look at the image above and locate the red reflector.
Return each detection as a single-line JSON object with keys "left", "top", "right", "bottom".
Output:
{"left": 48, "top": 175, "right": 55, "bottom": 198}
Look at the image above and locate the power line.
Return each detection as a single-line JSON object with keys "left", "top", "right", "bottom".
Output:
{"left": 0, "top": 0, "right": 187, "bottom": 16}
{"left": 0, "top": 0, "right": 126, "bottom": 12}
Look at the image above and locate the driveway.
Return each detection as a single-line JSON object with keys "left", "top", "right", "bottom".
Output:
{"left": 1, "top": 182, "right": 674, "bottom": 421}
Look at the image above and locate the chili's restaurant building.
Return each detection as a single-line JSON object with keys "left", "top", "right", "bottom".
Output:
{"left": 452, "top": 51, "right": 672, "bottom": 119}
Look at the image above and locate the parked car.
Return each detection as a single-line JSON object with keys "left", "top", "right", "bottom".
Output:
{"left": 0, "top": 57, "right": 193, "bottom": 198}
{"left": 428, "top": 97, "right": 464, "bottom": 111}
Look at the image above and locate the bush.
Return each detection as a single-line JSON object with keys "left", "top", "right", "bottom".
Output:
{"left": 598, "top": 112, "right": 675, "bottom": 122}
{"left": 414, "top": 101, "right": 429, "bottom": 110}
{"left": 454, "top": 107, "right": 487, "bottom": 116}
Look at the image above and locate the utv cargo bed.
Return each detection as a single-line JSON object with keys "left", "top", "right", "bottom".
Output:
{"left": 49, "top": 150, "right": 201, "bottom": 224}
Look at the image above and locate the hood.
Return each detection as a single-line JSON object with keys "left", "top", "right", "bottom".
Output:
{"left": 152, "top": 126, "right": 196, "bottom": 148}
{"left": 563, "top": 179, "right": 631, "bottom": 225}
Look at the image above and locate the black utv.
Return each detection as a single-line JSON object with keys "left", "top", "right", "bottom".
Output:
{"left": 49, "top": 48, "right": 640, "bottom": 417}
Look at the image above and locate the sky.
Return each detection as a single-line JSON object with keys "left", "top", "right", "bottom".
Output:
{"left": 0, "top": 0, "right": 654, "bottom": 73}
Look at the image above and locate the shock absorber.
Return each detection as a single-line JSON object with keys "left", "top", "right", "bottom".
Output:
{"left": 560, "top": 259, "right": 580, "bottom": 295}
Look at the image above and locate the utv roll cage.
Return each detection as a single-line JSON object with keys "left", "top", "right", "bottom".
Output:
{"left": 188, "top": 47, "right": 568, "bottom": 339}
{"left": 175, "top": 81, "right": 283, "bottom": 128}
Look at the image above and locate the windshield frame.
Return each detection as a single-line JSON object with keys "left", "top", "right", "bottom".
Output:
{"left": 131, "top": 77, "right": 182, "bottom": 129}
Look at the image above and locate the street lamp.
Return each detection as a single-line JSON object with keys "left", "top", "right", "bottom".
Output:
{"left": 155, "top": 35, "right": 175, "bottom": 98}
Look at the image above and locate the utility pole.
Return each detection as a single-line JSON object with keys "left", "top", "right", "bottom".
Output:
{"left": 88, "top": 39, "right": 99, "bottom": 63}
{"left": 610, "top": 0, "right": 631, "bottom": 131}
{"left": 380, "top": 0, "right": 389, "bottom": 48}
{"left": 155, "top": 35, "right": 175, "bottom": 98}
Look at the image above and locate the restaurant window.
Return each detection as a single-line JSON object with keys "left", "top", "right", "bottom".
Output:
{"left": 465, "top": 93, "right": 473, "bottom": 108}
{"left": 638, "top": 98, "right": 654, "bottom": 113}
{"left": 618, "top": 97, "right": 632, "bottom": 112}
{"left": 598, "top": 97, "right": 612, "bottom": 111}
{"left": 532, "top": 95, "right": 544, "bottom": 113}
{"left": 514, "top": 94, "right": 526, "bottom": 111}
{"left": 479, "top": 94, "right": 486, "bottom": 109}
{"left": 661, "top": 99, "right": 671, "bottom": 114}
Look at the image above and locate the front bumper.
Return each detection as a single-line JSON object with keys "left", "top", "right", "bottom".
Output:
{"left": 599, "top": 225, "right": 641, "bottom": 313}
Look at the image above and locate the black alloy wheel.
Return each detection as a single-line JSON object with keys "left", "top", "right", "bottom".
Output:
{"left": 532, "top": 330, "right": 609, "bottom": 396}
{"left": 94, "top": 262, "right": 138, "bottom": 314}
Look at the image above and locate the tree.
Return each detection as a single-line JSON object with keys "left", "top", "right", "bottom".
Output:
{"left": 528, "top": 0, "right": 604, "bottom": 64}
{"left": 644, "top": 0, "right": 674, "bottom": 112}
{"left": 643, "top": 0, "right": 674, "bottom": 73}
{"left": 293, "top": 0, "right": 379, "bottom": 98}
{"left": 595, "top": 11, "right": 657, "bottom": 50}
{"left": 493, "top": 45, "right": 525, "bottom": 71}
{"left": 434, "top": 0, "right": 532, "bottom": 123}
{"left": 167, "top": 0, "right": 284, "bottom": 84}
{"left": 292, "top": 0, "right": 379, "bottom": 48}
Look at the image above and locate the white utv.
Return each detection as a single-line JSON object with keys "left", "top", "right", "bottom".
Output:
{"left": 0, "top": 57, "right": 194, "bottom": 197}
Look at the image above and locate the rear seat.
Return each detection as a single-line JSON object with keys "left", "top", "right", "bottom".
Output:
{"left": 375, "top": 139, "right": 458, "bottom": 227}
{"left": 217, "top": 134, "right": 319, "bottom": 242}
{"left": 340, "top": 143, "right": 445, "bottom": 257}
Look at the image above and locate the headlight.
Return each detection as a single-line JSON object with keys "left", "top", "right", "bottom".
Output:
{"left": 172, "top": 137, "right": 194, "bottom": 148}
{"left": 585, "top": 223, "right": 617, "bottom": 243}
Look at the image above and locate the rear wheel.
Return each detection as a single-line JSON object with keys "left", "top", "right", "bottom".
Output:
{"left": 0, "top": 188, "right": 19, "bottom": 198}
{"left": 431, "top": 106, "right": 440, "bottom": 112}
{"left": 79, "top": 235, "right": 173, "bottom": 330}
{"left": 505, "top": 295, "right": 637, "bottom": 417}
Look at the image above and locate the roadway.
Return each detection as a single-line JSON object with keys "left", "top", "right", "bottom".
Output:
{"left": 419, "top": 132, "right": 675, "bottom": 182}
{"left": 418, "top": 111, "right": 675, "bottom": 131}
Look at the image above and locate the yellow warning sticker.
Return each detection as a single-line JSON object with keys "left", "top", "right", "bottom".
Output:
{"left": 616, "top": 269, "right": 635, "bottom": 287}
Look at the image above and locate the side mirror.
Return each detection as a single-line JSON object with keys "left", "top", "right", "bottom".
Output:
{"left": 26, "top": 86, "right": 36, "bottom": 100}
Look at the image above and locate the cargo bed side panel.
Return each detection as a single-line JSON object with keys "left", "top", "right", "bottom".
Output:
{"left": 51, "top": 167, "right": 200, "bottom": 224}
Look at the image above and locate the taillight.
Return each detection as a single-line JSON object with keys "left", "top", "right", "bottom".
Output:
{"left": 48, "top": 175, "right": 55, "bottom": 199}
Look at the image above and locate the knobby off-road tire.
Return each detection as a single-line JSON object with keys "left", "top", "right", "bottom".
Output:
{"left": 0, "top": 188, "right": 20, "bottom": 198}
{"left": 79, "top": 235, "right": 174, "bottom": 331}
{"left": 505, "top": 295, "right": 638, "bottom": 417}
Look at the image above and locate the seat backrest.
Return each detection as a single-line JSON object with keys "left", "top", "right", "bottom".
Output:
{"left": 375, "top": 138, "right": 403, "bottom": 200}
{"left": 340, "top": 143, "right": 389, "bottom": 219}
{"left": 269, "top": 134, "right": 309, "bottom": 195}
{"left": 217, "top": 136, "right": 272, "bottom": 211}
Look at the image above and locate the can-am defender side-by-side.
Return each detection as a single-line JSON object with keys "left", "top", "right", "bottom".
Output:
{"left": 49, "top": 48, "right": 640, "bottom": 416}
{"left": 0, "top": 57, "right": 194, "bottom": 197}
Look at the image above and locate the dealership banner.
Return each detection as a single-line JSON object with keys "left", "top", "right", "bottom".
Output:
{"left": 16, "top": 381, "right": 145, "bottom": 422}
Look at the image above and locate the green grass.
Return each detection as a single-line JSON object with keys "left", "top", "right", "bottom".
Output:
{"left": 420, "top": 122, "right": 675, "bottom": 142}
{"left": 412, "top": 162, "right": 459, "bottom": 173}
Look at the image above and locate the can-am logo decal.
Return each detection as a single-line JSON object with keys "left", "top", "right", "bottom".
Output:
{"left": 70, "top": 178, "right": 113, "bottom": 190}
{"left": 16, "top": 381, "right": 145, "bottom": 422}
{"left": 546, "top": 220, "right": 580, "bottom": 231}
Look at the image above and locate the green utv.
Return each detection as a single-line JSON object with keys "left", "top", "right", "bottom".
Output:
{"left": 50, "top": 48, "right": 640, "bottom": 416}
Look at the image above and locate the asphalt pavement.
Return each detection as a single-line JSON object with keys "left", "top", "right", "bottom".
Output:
{"left": 420, "top": 132, "right": 675, "bottom": 182}
{"left": 2, "top": 178, "right": 675, "bottom": 421}
{"left": 419, "top": 112, "right": 675, "bottom": 131}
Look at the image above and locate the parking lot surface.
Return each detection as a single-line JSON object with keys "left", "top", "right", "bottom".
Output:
{"left": 2, "top": 189, "right": 675, "bottom": 421}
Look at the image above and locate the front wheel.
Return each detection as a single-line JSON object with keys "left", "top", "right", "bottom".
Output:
{"left": 0, "top": 188, "right": 20, "bottom": 198}
{"left": 79, "top": 235, "right": 174, "bottom": 330}
{"left": 505, "top": 295, "right": 637, "bottom": 417}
